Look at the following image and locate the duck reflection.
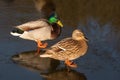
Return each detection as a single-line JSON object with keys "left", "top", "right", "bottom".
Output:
{"left": 11, "top": 50, "right": 60, "bottom": 72}
{"left": 41, "top": 68, "right": 87, "bottom": 80}
{"left": 33, "top": 0, "right": 56, "bottom": 18}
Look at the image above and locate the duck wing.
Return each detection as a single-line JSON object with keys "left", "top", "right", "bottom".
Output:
{"left": 50, "top": 38, "right": 80, "bottom": 53}
{"left": 16, "top": 19, "right": 51, "bottom": 31}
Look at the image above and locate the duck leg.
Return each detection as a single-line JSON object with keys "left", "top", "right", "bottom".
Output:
{"left": 35, "top": 40, "right": 48, "bottom": 55}
{"left": 65, "top": 59, "right": 77, "bottom": 69}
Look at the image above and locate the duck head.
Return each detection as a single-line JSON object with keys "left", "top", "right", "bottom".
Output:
{"left": 48, "top": 13, "right": 63, "bottom": 27}
{"left": 72, "top": 29, "right": 88, "bottom": 41}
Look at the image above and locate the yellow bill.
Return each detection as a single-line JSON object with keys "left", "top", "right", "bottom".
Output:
{"left": 57, "top": 20, "right": 63, "bottom": 27}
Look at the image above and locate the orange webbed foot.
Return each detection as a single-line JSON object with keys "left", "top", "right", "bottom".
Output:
{"left": 65, "top": 59, "right": 77, "bottom": 68}
{"left": 37, "top": 40, "right": 48, "bottom": 48}
{"left": 35, "top": 40, "right": 48, "bottom": 56}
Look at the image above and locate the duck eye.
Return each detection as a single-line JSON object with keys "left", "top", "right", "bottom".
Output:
{"left": 76, "top": 32, "right": 84, "bottom": 37}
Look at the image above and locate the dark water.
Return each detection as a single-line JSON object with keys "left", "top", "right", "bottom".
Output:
{"left": 0, "top": 0, "right": 120, "bottom": 80}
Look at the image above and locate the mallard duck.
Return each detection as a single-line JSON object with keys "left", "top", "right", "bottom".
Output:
{"left": 10, "top": 13, "right": 63, "bottom": 55}
{"left": 40, "top": 29, "right": 88, "bottom": 68}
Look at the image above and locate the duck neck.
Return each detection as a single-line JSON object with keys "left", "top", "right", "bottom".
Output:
{"left": 51, "top": 23, "right": 61, "bottom": 39}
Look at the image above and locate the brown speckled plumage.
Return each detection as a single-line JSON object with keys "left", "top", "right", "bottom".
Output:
{"left": 40, "top": 29, "right": 88, "bottom": 61}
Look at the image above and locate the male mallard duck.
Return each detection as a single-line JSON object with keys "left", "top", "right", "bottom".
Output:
{"left": 40, "top": 29, "right": 88, "bottom": 68}
{"left": 10, "top": 13, "right": 63, "bottom": 55}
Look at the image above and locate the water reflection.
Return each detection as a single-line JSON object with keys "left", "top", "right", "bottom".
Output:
{"left": 35, "top": 0, "right": 120, "bottom": 29}
{"left": 41, "top": 68, "right": 87, "bottom": 80}
{"left": 11, "top": 50, "right": 60, "bottom": 73}
{"left": 34, "top": 0, "right": 56, "bottom": 18}
{"left": 52, "top": 0, "right": 120, "bottom": 27}
{"left": 2, "top": 0, "right": 14, "bottom": 3}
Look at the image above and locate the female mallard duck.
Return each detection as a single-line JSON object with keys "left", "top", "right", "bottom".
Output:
{"left": 40, "top": 29, "right": 88, "bottom": 68}
{"left": 10, "top": 13, "right": 63, "bottom": 55}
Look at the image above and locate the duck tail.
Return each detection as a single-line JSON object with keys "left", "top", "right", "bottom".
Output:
{"left": 40, "top": 53, "right": 52, "bottom": 58}
{"left": 40, "top": 50, "right": 53, "bottom": 58}
{"left": 10, "top": 28, "right": 24, "bottom": 36}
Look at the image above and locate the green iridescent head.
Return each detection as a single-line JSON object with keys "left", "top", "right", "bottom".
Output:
{"left": 48, "top": 13, "right": 58, "bottom": 24}
{"left": 48, "top": 13, "right": 63, "bottom": 27}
